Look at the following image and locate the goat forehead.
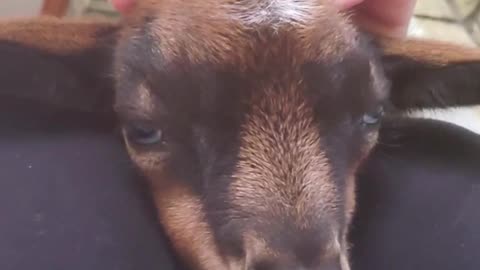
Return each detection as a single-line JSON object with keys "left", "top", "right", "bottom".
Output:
{"left": 133, "top": 0, "right": 357, "bottom": 66}
{"left": 229, "top": 0, "right": 326, "bottom": 25}
{"left": 140, "top": 0, "right": 342, "bottom": 25}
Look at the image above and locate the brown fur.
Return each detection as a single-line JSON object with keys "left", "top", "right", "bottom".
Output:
{"left": 0, "top": 17, "right": 118, "bottom": 54}
{"left": 379, "top": 36, "right": 480, "bottom": 65}
{"left": 3, "top": 1, "right": 480, "bottom": 270}
{"left": 124, "top": 139, "right": 226, "bottom": 269}
{"left": 231, "top": 83, "right": 337, "bottom": 227}
{"left": 114, "top": 2, "right": 367, "bottom": 269}
{"left": 152, "top": 180, "right": 225, "bottom": 269}
{"left": 118, "top": 0, "right": 357, "bottom": 68}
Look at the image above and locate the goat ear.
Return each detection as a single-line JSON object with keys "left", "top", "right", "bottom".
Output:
{"left": 377, "top": 37, "right": 480, "bottom": 112}
{"left": 0, "top": 17, "right": 120, "bottom": 115}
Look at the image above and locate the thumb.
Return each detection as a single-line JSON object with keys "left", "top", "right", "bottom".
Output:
{"left": 110, "top": 0, "right": 136, "bottom": 15}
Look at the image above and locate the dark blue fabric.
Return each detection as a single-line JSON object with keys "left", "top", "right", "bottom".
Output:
{"left": 350, "top": 117, "right": 480, "bottom": 270}
{"left": 0, "top": 96, "right": 178, "bottom": 270}
{"left": 2, "top": 95, "right": 480, "bottom": 270}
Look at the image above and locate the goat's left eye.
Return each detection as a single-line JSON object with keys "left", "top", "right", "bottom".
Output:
{"left": 125, "top": 124, "right": 164, "bottom": 145}
{"left": 361, "top": 107, "right": 384, "bottom": 126}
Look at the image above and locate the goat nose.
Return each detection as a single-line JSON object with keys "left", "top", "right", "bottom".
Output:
{"left": 246, "top": 260, "right": 348, "bottom": 270}
{"left": 246, "top": 261, "right": 309, "bottom": 270}
{"left": 246, "top": 265, "right": 300, "bottom": 270}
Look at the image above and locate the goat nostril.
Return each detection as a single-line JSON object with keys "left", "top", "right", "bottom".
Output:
{"left": 247, "top": 259, "right": 349, "bottom": 270}
{"left": 247, "top": 260, "right": 276, "bottom": 270}
{"left": 248, "top": 261, "right": 309, "bottom": 270}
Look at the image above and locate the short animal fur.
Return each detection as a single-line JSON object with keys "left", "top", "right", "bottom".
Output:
{"left": 2, "top": 1, "right": 480, "bottom": 269}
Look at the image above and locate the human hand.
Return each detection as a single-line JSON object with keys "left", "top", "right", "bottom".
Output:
{"left": 110, "top": 0, "right": 135, "bottom": 15}
{"left": 110, "top": 0, "right": 417, "bottom": 38}
{"left": 337, "top": 0, "right": 417, "bottom": 38}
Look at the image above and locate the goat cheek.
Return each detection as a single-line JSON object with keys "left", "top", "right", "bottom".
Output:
{"left": 123, "top": 141, "right": 169, "bottom": 173}
{"left": 360, "top": 132, "right": 379, "bottom": 160}
{"left": 151, "top": 179, "right": 227, "bottom": 270}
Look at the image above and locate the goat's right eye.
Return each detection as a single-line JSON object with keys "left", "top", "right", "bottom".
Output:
{"left": 361, "top": 106, "right": 384, "bottom": 127}
{"left": 124, "top": 124, "right": 164, "bottom": 145}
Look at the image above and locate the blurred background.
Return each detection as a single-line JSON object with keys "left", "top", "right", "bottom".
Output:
{"left": 1, "top": 0, "right": 480, "bottom": 133}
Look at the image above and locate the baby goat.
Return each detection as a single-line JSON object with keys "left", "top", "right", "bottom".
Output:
{"left": 2, "top": 1, "right": 480, "bottom": 269}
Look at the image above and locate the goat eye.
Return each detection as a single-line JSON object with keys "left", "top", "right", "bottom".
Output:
{"left": 361, "top": 107, "right": 384, "bottom": 126}
{"left": 125, "top": 124, "right": 163, "bottom": 145}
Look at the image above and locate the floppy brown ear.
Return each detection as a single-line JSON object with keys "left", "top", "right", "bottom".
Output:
{"left": 377, "top": 37, "right": 480, "bottom": 112}
{"left": 0, "top": 17, "right": 120, "bottom": 115}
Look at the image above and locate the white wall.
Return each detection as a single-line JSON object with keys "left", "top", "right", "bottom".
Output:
{"left": 0, "top": 0, "right": 42, "bottom": 18}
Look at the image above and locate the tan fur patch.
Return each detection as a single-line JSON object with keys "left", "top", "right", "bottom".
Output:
{"left": 230, "top": 81, "right": 338, "bottom": 228}
{"left": 379, "top": 36, "right": 480, "bottom": 65}
{"left": 244, "top": 232, "right": 280, "bottom": 263}
{"left": 344, "top": 176, "right": 356, "bottom": 223}
{"left": 124, "top": 144, "right": 165, "bottom": 171}
{"left": 122, "top": 0, "right": 357, "bottom": 67}
{"left": 134, "top": 83, "right": 156, "bottom": 117}
{"left": 150, "top": 175, "right": 226, "bottom": 270}
{"left": 243, "top": 230, "right": 343, "bottom": 267}
{"left": 0, "top": 16, "right": 118, "bottom": 54}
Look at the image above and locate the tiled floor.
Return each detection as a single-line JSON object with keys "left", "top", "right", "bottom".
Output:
{"left": 409, "top": 0, "right": 480, "bottom": 46}
{"left": 0, "top": 0, "right": 42, "bottom": 17}
{"left": 407, "top": 0, "right": 480, "bottom": 133}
